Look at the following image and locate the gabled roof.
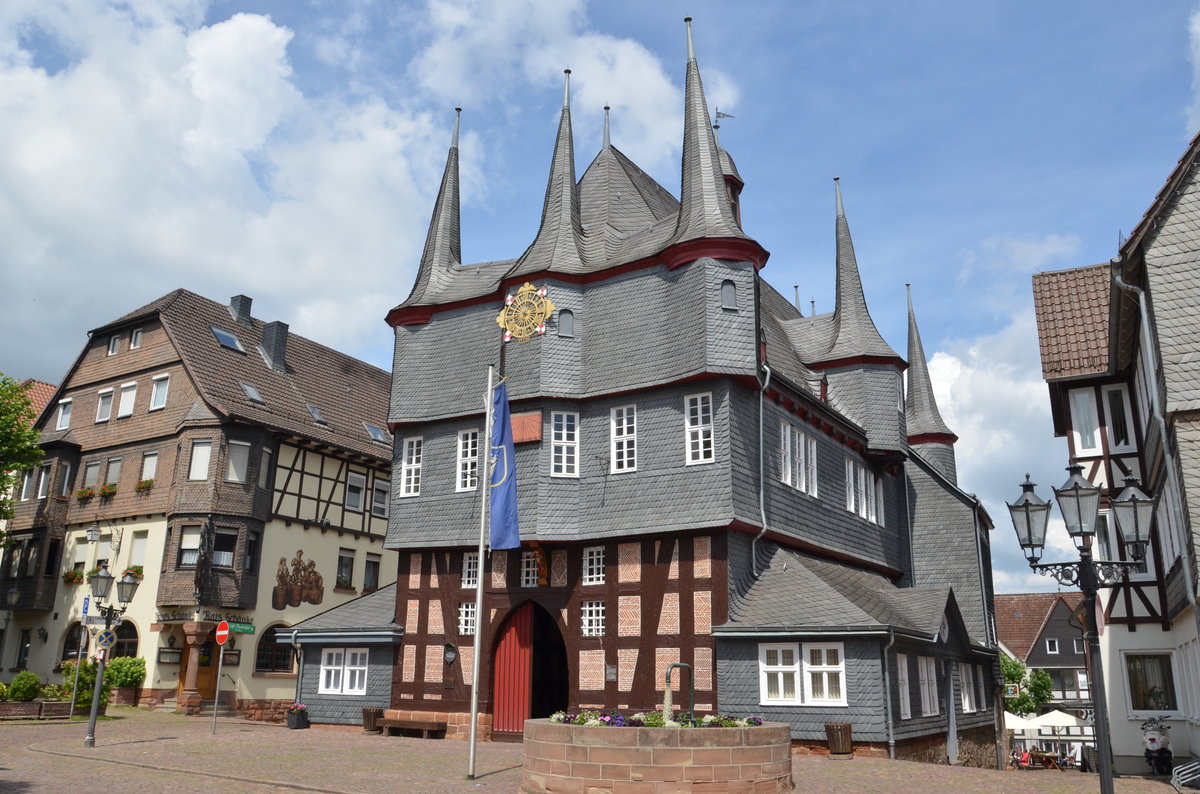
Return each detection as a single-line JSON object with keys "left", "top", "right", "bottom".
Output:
{"left": 1032, "top": 263, "right": 1110, "bottom": 381}
{"left": 280, "top": 583, "right": 403, "bottom": 645}
{"left": 20, "top": 379, "right": 56, "bottom": 424}
{"left": 994, "top": 592, "right": 1083, "bottom": 661}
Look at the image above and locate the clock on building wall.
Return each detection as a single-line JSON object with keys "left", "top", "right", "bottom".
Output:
{"left": 497, "top": 282, "right": 556, "bottom": 342}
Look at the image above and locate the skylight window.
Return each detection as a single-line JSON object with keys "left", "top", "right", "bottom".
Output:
{"left": 364, "top": 424, "right": 389, "bottom": 444}
{"left": 307, "top": 404, "right": 328, "bottom": 425}
{"left": 242, "top": 383, "right": 265, "bottom": 404}
{"left": 212, "top": 327, "right": 245, "bottom": 352}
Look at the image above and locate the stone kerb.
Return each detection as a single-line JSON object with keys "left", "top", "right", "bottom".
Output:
{"left": 521, "top": 719, "right": 794, "bottom": 793}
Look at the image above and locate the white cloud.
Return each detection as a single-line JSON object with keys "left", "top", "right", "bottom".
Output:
{"left": 956, "top": 232, "right": 1081, "bottom": 291}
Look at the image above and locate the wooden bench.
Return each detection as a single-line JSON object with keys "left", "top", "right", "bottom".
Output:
{"left": 377, "top": 717, "right": 446, "bottom": 739}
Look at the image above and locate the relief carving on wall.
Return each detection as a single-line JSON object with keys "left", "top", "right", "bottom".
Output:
{"left": 271, "top": 549, "right": 324, "bottom": 610}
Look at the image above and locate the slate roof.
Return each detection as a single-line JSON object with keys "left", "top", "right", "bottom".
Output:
{"left": 400, "top": 112, "right": 462, "bottom": 309}
{"left": 1032, "top": 263, "right": 1110, "bottom": 381}
{"left": 993, "top": 592, "right": 1082, "bottom": 662}
{"left": 93, "top": 289, "right": 392, "bottom": 461}
{"left": 286, "top": 583, "right": 399, "bottom": 633}
{"left": 905, "top": 289, "right": 955, "bottom": 439}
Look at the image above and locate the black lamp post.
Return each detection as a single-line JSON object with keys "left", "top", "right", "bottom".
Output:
{"left": 83, "top": 564, "right": 139, "bottom": 748}
{"left": 2, "top": 585, "right": 18, "bottom": 664}
{"left": 1007, "top": 465, "right": 1154, "bottom": 794}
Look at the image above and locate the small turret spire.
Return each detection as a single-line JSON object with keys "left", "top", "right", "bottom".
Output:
{"left": 562, "top": 68, "right": 571, "bottom": 108}
{"left": 685, "top": 16, "right": 695, "bottom": 60}
{"left": 451, "top": 106, "right": 461, "bottom": 148}
{"left": 906, "top": 285, "right": 958, "bottom": 480}
{"left": 603, "top": 104, "right": 611, "bottom": 149}
{"left": 402, "top": 108, "right": 462, "bottom": 306}
{"left": 834, "top": 175, "right": 844, "bottom": 218}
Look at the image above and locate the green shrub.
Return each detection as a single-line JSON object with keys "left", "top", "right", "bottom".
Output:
{"left": 7, "top": 671, "right": 41, "bottom": 702}
{"left": 38, "top": 684, "right": 67, "bottom": 701}
{"left": 104, "top": 656, "right": 146, "bottom": 688}
{"left": 60, "top": 660, "right": 110, "bottom": 709}
{"left": 0, "top": 681, "right": 8, "bottom": 701}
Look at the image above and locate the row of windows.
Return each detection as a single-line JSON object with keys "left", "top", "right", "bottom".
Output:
{"left": 894, "top": 654, "right": 988, "bottom": 718}
{"left": 758, "top": 643, "right": 846, "bottom": 707}
{"left": 336, "top": 548, "right": 383, "bottom": 591}
{"left": 106, "top": 327, "right": 145, "bottom": 356}
{"left": 1045, "top": 637, "right": 1086, "bottom": 655}
{"left": 844, "top": 459, "right": 884, "bottom": 525}
{"left": 1068, "top": 383, "right": 1135, "bottom": 457}
{"left": 453, "top": 547, "right": 605, "bottom": 590}
{"left": 56, "top": 374, "right": 170, "bottom": 430}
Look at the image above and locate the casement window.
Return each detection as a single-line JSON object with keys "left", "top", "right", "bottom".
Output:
{"left": 35, "top": 464, "right": 51, "bottom": 499}
{"left": 141, "top": 452, "right": 158, "bottom": 481}
{"left": 462, "top": 552, "right": 479, "bottom": 588}
{"left": 519, "top": 550, "right": 539, "bottom": 588}
{"left": 720, "top": 279, "right": 737, "bottom": 310}
{"left": 581, "top": 600, "right": 605, "bottom": 636}
{"left": 319, "top": 648, "right": 368, "bottom": 695}
{"left": 458, "top": 602, "right": 477, "bottom": 635}
{"left": 582, "top": 546, "right": 605, "bottom": 585}
{"left": 1046, "top": 638, "right": 1059, "bottom": 654}
{"left": 226, "top": 441, "right": 251, "bottom": 483}
{"left": 105, "top": 457, "right": 122, "bottom": 485}
{"left": 976, "top": 664, "right": 988, "bottom": 708}
{"left": 551, "top": 412, "right": 579, "bottom": 477}
{"left": 58, "top": 462, "right": 73, "bottom": 497}
{"left": 255, "top": 625, "right": 294, "bottom": 673}
{"left": 83, "top": 461, "right": 100, "bottom": 488}
{"left": 188, "top": 440, "right": 212, "bottom": 480}
{"left": 844, "top": 458, "right": 881, "bottom": 524}
{"left": 107, "top": 335, "right": 120, "bottom": 356}
{"left": 457, "top": 430, "right": 479, "bottom": 491}
{"left": 611, "top": 405, "right": 637, "bottom": 473}
{"left": 1125, "top": 652, "right": 1177, "bottom": 711}
{"left": 399, "top": 438, "right": 422, "bottom": 496}
{"left": 56, "top": 399, "right": 72, "bottom": 430}
{"left": 685, "top": 393, "right": 714, "bottom": 464}
{"left": 1074, "top": 638, "right": 1085, "bottom": 654}
{"left": 758, "top": 643, "right": 846, "bottom": 706}
{"left": 212, "top": 326, "right": 245, "bottom": 352}
{"left": 805, "top": 643, "right": 846, "bottom": 706}
{"left": 759, "top": 644, "right": 801, "bottom": 704}
{"left": 364, "top": 553, "right": 380, "bottom": 592}
{"left": 781, "top": 422, "right": 818, "bottom": 495}
{"left": 23, "top": 543, "right": 38, "bottom": 576}
{"left": 245, "top": 531, "right": 260, "bottom": 573}
{"left": 345, "top": 472, "right": 366, "bottom": 511}
{"left": 1101, "top": 384, "right": 1136, "bottom": 454}
{"left": 364, "top": 423, "right": 389, "bottom": 444}
{"left": 19, "top": 470, "right": 34, "bottom": 501}
{"left": 918, "top": 656, "right": 939, "bottom": 716}
{"left": 130, "top": 531, "right": 148, "bottom": 567}
{"left": 896, "top": 653, "right": 911, "bottom": 719}
{"left": 96, "top": 388, "right": 114, "bottom": 422}
{"left": 336, "top": 549, "right": 354, "bottom": 588}
{"left": 179, "top": 526, "right": 202, "bottom": 567}
{"left": 117, "top": 382, "right": 137, "bottom": 418}
{"left": 959, "top": 664, "right": 977, "bottom": 713}
{"left": 129, "top": 328, "right": 143, "bottom": 349}
{"left": 212, "top": 529, "right": 237, "bottom": 568}
{"left": 1068, "top": 387, "right": 1102, "bottom": 456}
{"left": 307, "top": 404, "right": 328, "bottom": 425}
{"left": 149, "top": 374, "right": 169, "bottom": 411}
{"left": 15, "top": 629, "right": 31, "bottom": 669}
{"left": 242, "top": 382, "right": 264, "bottom": 404}
{"left": 73, "top": 542, "right": 88, "bottom": 573}
{"left": 371, "top": 481, "right": 390, "bottom": 518}
{"left": 258, "top": 448, "right": 272, "bottom": 489}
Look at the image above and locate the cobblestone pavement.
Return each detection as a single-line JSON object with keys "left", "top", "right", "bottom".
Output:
{"left": 0, "top": 709, "right": 1179, "bottom": 793}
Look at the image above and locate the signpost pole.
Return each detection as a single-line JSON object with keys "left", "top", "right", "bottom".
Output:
{"left": 213, "top": 620, "right": 229, "bottom": 735}
{"left": 70, "top": 598, "right": 89, "bottom": 718}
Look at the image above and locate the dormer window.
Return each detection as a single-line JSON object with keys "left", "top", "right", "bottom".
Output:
{"left": 212, "top": 326, "right": 245, "bottom": 352}
{"left": 307, "top": 404, "right": 328, "bottom": 425}
{"left": 242, "top": 383, "right": 265, "bottom": 405}
{"left": 130, "top": 328, "right": 143, "bottom": 349}
{"left": 364, "top": 424, "right": 389, "bottom": 444}
{"left": 107, "top": 335, "right": 120, "bottom": 356}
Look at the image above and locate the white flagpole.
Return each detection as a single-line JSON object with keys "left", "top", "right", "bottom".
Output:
{"left": 467, "top": 365, "right": 495, "bottom": 780}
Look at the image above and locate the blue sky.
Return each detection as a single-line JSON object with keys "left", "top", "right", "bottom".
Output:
{"left": 2, "top": 0, "right": 1198, "bottom": 592}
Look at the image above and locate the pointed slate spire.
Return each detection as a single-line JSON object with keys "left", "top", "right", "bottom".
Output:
{"left": 603, "top": 105, "right": 611, "bottom": 149}
{"left": 511, "top": 69, "right": 586, "bottom": 276}
{"left": 906, "top": 285, "right": 958, "bottom": 481}
{"left": 671, "top": 17, "right": 745, "bottom": 246}
{"left": 403, "top": 108, "right": 462, "bottom": 306}
{"left": 821, "top": 178, "right": 900, "bottom": 362}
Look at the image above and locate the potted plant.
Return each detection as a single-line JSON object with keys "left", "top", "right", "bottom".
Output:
{"left": 135, "top": 478, "right": 154, "bottom": 493}
{"left": 75, "top": 487, "right": 95, "bottom": 500}
{"left": 121, "top": 565, "right": 144, "bottom": 581}
{"left": 62, "top": 569, "right": 84, "bottom": 585}
{"left": 286, "top": 702, "right": 309, "bottom": 729}
{"left": 104, "top": 656, "right": 146, "bottom": 706}
{"left": 98, "top": 483, "right": 117, "bottom": 499}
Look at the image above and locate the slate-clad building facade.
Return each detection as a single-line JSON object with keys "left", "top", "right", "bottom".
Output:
{"left": 383, "top": 20, "right": 998, "bottom": 764}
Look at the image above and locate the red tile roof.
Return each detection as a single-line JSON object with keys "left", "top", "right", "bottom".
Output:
{"left": 994, "top": 592, "right": 1083, "bottom": 661}
{"left": 20, "top": 379, "right": 57, "bottom": 426}
{"left": 1032, "top": 264, "right": 1111, "bottom": 381}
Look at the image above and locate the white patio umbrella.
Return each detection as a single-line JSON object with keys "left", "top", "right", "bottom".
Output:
{"left": 1030, "top": 709, "right": 1086, "bottom": 728}
{"left": 1004, "top": 711, "right": 1040, "bottom": 731}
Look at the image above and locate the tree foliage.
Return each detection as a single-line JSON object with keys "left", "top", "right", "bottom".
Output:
{"left": 1002, "top": 653, "right": 1054, "bottom": 715}
{"left": 0, "top": 373, "right": 44, "bottom": 527}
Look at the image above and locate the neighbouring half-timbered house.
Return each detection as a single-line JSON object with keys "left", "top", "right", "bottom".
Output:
{"left": 0, "top": 290, "right": 396, "bottom": 718}
{"left": 1032, "top": 136, "right": 1200, "bottom": 771}
{"left": 382, "top": 19, "right": 999, "bottom": 764}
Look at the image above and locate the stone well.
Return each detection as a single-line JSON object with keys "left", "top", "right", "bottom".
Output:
{"left": 521, "top": 719, "right": 794, "bottom": 793}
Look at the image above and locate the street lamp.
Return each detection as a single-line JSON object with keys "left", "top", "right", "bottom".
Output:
{"left": 1007, "top": 464, "right": 1154, "bottom": 794}
{"left": 2, "top": 585, "right": 18, "bottom": 664}
{"left": 83, "top": 564, "right": 139, "bottom": 748}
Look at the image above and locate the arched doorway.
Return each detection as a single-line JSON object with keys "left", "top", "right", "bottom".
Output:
{"left": 492, "top": 601, "right": 568, "bottom": 735}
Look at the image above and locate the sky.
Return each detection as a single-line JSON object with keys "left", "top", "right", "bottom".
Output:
{"left": 2, "top": 0, "right": 1198, "bottom": 594}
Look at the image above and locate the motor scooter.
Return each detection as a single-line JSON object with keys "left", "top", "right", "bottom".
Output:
{"left": 1141, "top": 715, "right": 1173, "bottom": 775}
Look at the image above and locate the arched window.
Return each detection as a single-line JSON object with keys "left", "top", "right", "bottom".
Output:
{"left": 61, "top": 622, "right": 89, "bottom": 661}
{"left": 112, "top": 621, "right": 139, "bottom": 658}
{"left": 720, "top": 280, "right": 737, "bottom": 311}
{"left": 255, "top": 624, "right": 294, "bottom": 673}
{"left": 557, "top": 309, "right": 574, "bottom": 338}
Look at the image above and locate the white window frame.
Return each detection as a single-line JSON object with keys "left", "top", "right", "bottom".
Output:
{"left": 897, "top": 653, "right": 911, "bottom": 719}
{"left": 1068, "top": 387, "right": 1102, "bottom": 456}
{"left": 35, "top": 464, "right": 52, "bottom": 499}
{"left": 610, "top": 405, "right": 637, "bottom": 473}
{"left": 803, "top": 642, "right": 846, "bottom": 706}
{"left": 107, "top": 335, "right": 120, "bottom": 356}
{"left": 781, "top": 422, "right": 819, "bottom": 496}
{"left": 462, "top": 552, "right": 479, "bottom": 588}
{"left": 519, "top": 550, "right": 539, "bottom": 588}
{"left": 458, "top": 602, "right": 477, "bottom": 635}
{"left": 371, "top": 481, "right": 389, "bottom": 518}
{"left": 399, "top": 438, "right": 422, "bottom": 496}
{"left": 258, "top": 448, "right": 272, "bottom": 489}
{"left": 457, "top": 430, "right": 479, "bottom": 491}
{"left": 117, "top": 382, "right": 137, "bottom": 418}
{"left": 364, "top": 553, "right": 381, "bottom": 591}
{"left": 212, "top": 529, "right": 237, "bottom": 568}
{"left": 56, "top": 399, "right": 72, "bottom": 431}
{"left": 581, "top": 600, "right": 605, "bottom": 637}
{"left": 1123, "top": 650, "right": 1179, "bottom": 714}
{"left": 188, "top": 440, "right": 212, "bottom": 481}
{"left": 179, "top": 526, "right": 202, "bottom": 567}
{"left": 58, "top": 462, "right": 73, "bottom": 497}
{"left": 551, "top": 412, "right": 579, "bottom": 477}
{"left": 345, "top": 471, "right": 366, "bottom": 511}
{"left": 844, "top": 458, "right": 881, "bottom": 524}
{"left": 582, "top": 546, "right": 605, "bottom": 585}
{"left": 225, "top": 440, "right": 251, "bottom": 483}
{"left": 685, "top": 393, "right": 714, "bottom": 465}
{"left": 149, "top": 374, "right": 169, "bottom": 411}
{"left": 319, "top": 647, "right": 369, "bottom": 695}
{"left": 83, "top": 461, "right": 100, "bottom": 488}
{"left": 759, "top": 643, "right": 802, "bottom": 705}
{"left": 959, "top": 663, "right": 977, "bottom": 713}
{"left": 129, "top": 327, "right": 143, "bottom": 349}
{"left": 1074, "top": 638, "right": 1085, "bottom": 655}
{"left": 918, "top": 656, "right": 939, "bottom": 716}
{"left": 336, "top": 549, "right": 354, "bottom": 588}
{"left": 1046, "top": 638, "right": 1059, "bottom": 654}
{"left": 96, "top": 388, "right": 114, "bottom": 423}
{"left": 141, "top": 452, "right": 158, "bottom": 481}
{"left": 1101, "top": 383, "right": 1137, "bottom": 454}
{"left": 105, "top": 457, "right": 122, "bottom": 485}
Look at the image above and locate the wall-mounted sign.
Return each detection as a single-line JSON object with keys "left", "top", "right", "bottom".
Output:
{"left": 157, "top": 648, "right": 182, "bottom": 665}
{"left": 1004, "top": 684, "right": 1020, "bottom": 698}
{"left": 222, "top": 650, "right": 241, "bottom": 666}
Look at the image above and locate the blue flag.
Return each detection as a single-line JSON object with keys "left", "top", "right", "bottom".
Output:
{"left": 489, "top": 380, "right": 520, "bottom": 549}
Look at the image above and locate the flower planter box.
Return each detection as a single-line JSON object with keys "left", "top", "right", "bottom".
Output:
{"left": 521, "top": 719, "right": 795, "bottom": 793}
{"left": 110, "top": 686, "right": 140, "bottom": 707}
{"left": 0, "top": 702, "right": 41, "bottom": 720}
{"left": 38, "top": 701, "right": 72, "bottom": 719}
{"left": 287, "top": 711, "right": 310, "bottom": 730}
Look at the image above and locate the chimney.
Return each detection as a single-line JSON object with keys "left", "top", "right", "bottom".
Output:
{"left": 230, "top": 295, "right": 253, "bottom": 326}
{"left": 261, "top": 321, "right": 289, "bottom": 373}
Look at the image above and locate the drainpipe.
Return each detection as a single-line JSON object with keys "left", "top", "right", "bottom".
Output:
{"left": 753, "top": 363, "right": 773, "bottom": 576}
{"left": 883, "top": 630, "right": 896, "bottom": 758}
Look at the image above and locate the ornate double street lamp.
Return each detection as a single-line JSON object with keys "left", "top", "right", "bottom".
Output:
{"left": 1007, "top": 465, "right": 1155, "bottom": 794}
{"left": 83, "top": 564, "right": 139, "bottom": 748}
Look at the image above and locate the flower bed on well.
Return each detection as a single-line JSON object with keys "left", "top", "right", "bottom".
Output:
{"left": 550, "top": 709, "right": 763, "bottom": 728}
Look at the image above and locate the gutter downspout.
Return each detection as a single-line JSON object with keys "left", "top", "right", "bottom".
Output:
{"left": 753, "top": 362, "right": 773, "bottom": 576}
{"left": 883, "top": 629, "right": 896, "bottom": 759}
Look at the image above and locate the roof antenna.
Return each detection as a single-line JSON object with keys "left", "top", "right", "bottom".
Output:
{"left": 685, "top": 16, "right": 695, "bottom": 61}
{"left": 562, "top": 68, "right": 571, "bottom": 108}
{"left": 452, "top": 107, "right": 461, "bottom": 148}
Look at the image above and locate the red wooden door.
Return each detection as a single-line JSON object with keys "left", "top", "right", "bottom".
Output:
{"left": 492, "top": 602, "right": 533, "bottom": 733}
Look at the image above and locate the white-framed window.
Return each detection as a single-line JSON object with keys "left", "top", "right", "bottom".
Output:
{"left": 371, "top": 481, "right": 390, "bottom": 518}
{"left": 959, "top": 663, "right": 977, "bottom": 713}
{"left": 462, "top": 552, "right": 479, "bottom": 588}
{"left": 364, "top": 553, "right": 381, "bottom": 591}
{"left": 226, "top": 441, "right": 251, "bottom": 483}
{"left": 212, "top": 529, "right": 237, "bottom": 568}
{"left": 1046, "top": 638, "right": 1059, "bottom": 654}
{"left": 107, "top": 335, "right": 120, "bottom": 356}
{"left": 188, "top": 440, "right": 212, "bottom": 480}
{"left": 345, "top": 471, "right": 366, "bottom": 511}
{"left": 896, "top": 653, "right": 911, "bottom": 719}
{"left": 141, "top": 452, "right": 158, "bottom": 481}
{"left": 844, "top": 458, "right": 881, "bottom": 524}
{"left": 130, "top": 328, "right": 143, "bottom": 349}
{"left": 551, "top": 412, "right": 579, "bottom": 477}
{"left": 258, "top": 448, "right": 272, "bottom": 489}
{"left": 804, "top": 643, "right": 846, "bottom": 706}
{"left": 319, "top": 648, "right": 369, "bottom": 695}
{"left": 582, "top": 546, "right": 605, "bottom": 584}
{"left": 781, "top": 421, "right": 818, "bottom": 495}
{"left": 1125, "top": 651, "right": 1177, "bottom": 712}
{"left": 20, "top": 469, "right": 35, "bottom": 500}
{"left": 35, "top": 464, "right": 52, "bottom": 499}
{"left": 1101, "top": 384, "right": 1136, "bottom": 454}
{"left": 581, "top": 600, "right": 605, "bottom": 636}
{"left": 58, "top": 462, "right": 73, "bottom": 497}
{"left": 96, "top": 388, "right": 114, "bottom": 423}
{"left": 131, "top": 531, "right": 148, "bottom": 567}
{"left": 685, "top": 393, "right": 714, "bottom": 464}
{"left": 1069, "top": 387, "right": 1102, "bottom": 456}
{"left": 519, "top": 550, "right": 539, "bottom": 588}
{"left": 149, "top": 374, "right": 169, "bottom": 411}
{"left": 457, "top": 430, "right": 479, "bottom": 491}
{"left": 56, "top": 399, "right": 72, "bottom": 431}
{"left": 336, "top": 549, "right": 354, "bottom": 588}
{"left": 610, "top": 405, "right": 637, "bottom": 473}
{"left": 458, "top": 602, "right": 477, "bottom": 635}
{"left": 179, "top": 526, "right": 201, "bottom": 567}
{"left": 759, "top": 643, "right": 801, "bottom": 705}
{"left": 1073, "top": 638, "right": 1085, "bottom": 654}
{"left": 918, "top": 656, "right": 939, "bottom": 716}
{"left": 105, "top": 457, "right": 121, "bottom": 485}
{"left": 83, "top": 461, "right": 100, "bottom": 488}
{"left": 400, "top": 438, "right": 422, "bottom": 496}
{"left": 117, "top": 382, "right": 137, "bottom": 418}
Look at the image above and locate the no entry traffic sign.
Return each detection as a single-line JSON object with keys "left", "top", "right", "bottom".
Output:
{"left": 215, "top": 620, "right": 230, "bottom": 646}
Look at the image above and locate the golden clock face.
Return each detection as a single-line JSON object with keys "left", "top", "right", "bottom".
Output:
{"left": 497, "top": 282, "right": 556, "bottom": 342}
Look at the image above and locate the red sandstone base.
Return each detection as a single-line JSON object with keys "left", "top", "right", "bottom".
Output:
{"left": 521, "top": 719, "right": 795, "bottom": 793}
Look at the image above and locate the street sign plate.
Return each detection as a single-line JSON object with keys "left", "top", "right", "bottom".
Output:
{"left": 84, "top": 615, "right": 108, "bottom": 626}
{"left": 82, "top": 596, "right": 90, "bottom": 616}
{"left": 228, "top": 622, "right": 255, "bottom": 634}
{"left": 214, "top": 620, "right": 230, "bottom": 646}
{"left": 96, "top": 629, "right": 117, "bottom": 649}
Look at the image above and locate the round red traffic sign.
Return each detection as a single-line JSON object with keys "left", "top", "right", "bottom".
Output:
{"left": 215, "top": 620, "right": 230, "bottom": 646}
